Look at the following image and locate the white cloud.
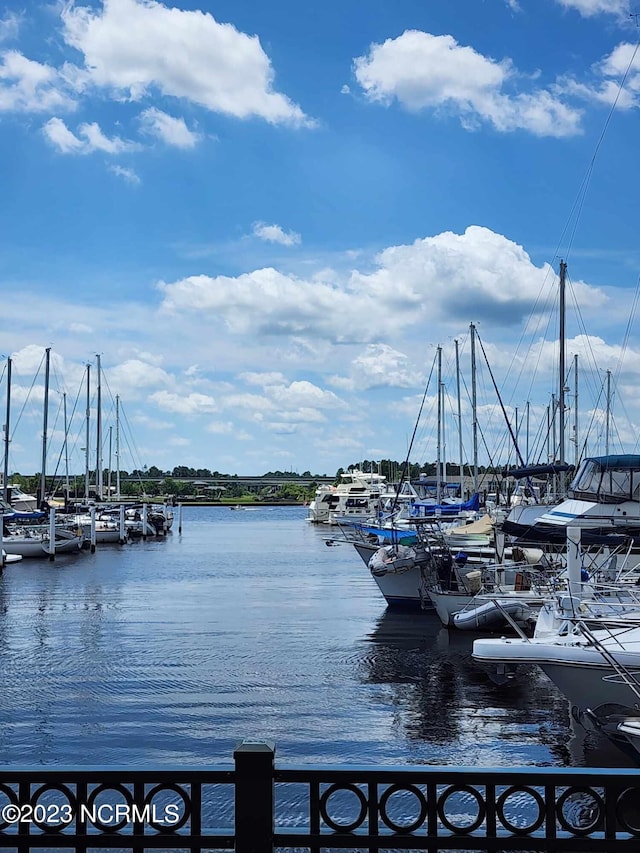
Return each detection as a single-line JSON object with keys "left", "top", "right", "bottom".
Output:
{"left": 554, "top": 0, "right": 630, "bottom": 17}
{"left": 109, "top": 164, "right": 141, "bottom": 184}
{"left": 331, "top": 344, "right": 417, "bottom": 390}
{"left": 159, "top": 226, "right": 607, "bottom": 344}
{"left": 68, "top": 322, "right": 94, "bottom": 334}
{"left": 61, "top": 0, "right": 310, "bottom": 126}
{"left": 43, "top": 117, "right": 140, "bottom": 155}
{"left": 240, "top": 371, "right": 287, "bottom": 387}
{"left": 168, "top": 436, "right": 190, "bottom": 446}
{"left": 0, "top": 12, "right": 22, "bottom": 42}
{"left": 269, "top": 380, "right": 342, "bottom": 409}
{"left": 139, "top": 107, "right": 201, "bottom": 148}
{"left": 206, "top": 421, "right": 235, "bottom": 434}
{"left": 353, "top": 30, "right": 582, "bottom": 137}
{"left": 0, "top": 50, "right": 75, "bottom": 112}
{"left": 106, "top": 359, "right": 172, "bottom": 393}
{"left": 558, "top": 42, "right": 640, "bottom": 108}
{"left": 253, "top": 222, "right": 302, "bottom": 246}
{"left": 149, "top": 390, "right": 217, "bottom": 414}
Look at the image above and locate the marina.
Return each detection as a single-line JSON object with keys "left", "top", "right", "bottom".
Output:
{"left": 0, "top": 505, "right": 633, "bottom": 770}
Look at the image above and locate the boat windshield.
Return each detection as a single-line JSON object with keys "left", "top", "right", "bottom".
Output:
{"left": 570, "top": 458, "right": 638, "bottom": 503}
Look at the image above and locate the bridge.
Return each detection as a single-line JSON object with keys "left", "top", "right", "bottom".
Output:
{"left": 120, "top": 475, "right": 335, "bottom": 488}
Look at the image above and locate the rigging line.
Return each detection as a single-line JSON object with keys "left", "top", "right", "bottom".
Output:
{"left": 390, "top": 352, "right": 438, "bottom": 513}
{"left": 558, "top": 36, "right": 640, "bottom": 263}
{"left": 614, "top": 270, "right": 640, "bottom": 384}
{"left": 10, "top": 348, "right": 46, "bottom": 441}
{"left": 476, "top": 331, "right": 526, "bottom": 469}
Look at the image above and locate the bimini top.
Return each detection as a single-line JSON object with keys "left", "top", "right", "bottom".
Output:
{"left": 508, "top": 463, "right": 574, "bottom": 479}
{"left": 585, "top": 455, "right": 640, "bottom": 470}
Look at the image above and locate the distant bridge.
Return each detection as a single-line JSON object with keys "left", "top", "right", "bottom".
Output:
{"left": 120, "top": 475, "right": 335, "bottom": 488}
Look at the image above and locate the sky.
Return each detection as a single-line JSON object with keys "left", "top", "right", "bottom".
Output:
{"left": 2, "top": 0, "right": 640, "bottom": 479}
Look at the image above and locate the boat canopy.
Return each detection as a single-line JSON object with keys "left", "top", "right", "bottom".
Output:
{"left": 508, "top": 463, "right": 574, "bottom": 479}
{"left": 410, "top": 493, "right": 480, "bottom": 516}
{"left": 584, "top": 455, "right": 640, "bottom": 470}
{"left": 569, "top": 455, "right": 640, "bottom": 502}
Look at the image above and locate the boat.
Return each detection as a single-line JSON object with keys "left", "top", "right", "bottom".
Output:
{"left": 473, "top": 597, "right": 640, "bottom": 713}
{"left": 4, "top": 483, "right": 39, "bottom": 512}
{"left": 307, "top": 469, "right": 387, "bottom": 525}
{"left": 452, "top": 598, "right": 534, "bottom": 631}
{"left": 2, "top": 549, "right": 22, "bottom": 564}
{"left": 502, "top": 455, "right": 640, "bottom": 545}
{"left": 1, "top": 524, "right": 85, "bottom": 557}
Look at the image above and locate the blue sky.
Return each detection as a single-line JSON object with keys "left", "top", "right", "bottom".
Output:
{"left": 2, "top": 0, "right": 640, "bottom": 478}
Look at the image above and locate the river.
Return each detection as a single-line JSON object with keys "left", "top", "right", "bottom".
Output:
{"left": 0, "top": 505, "right": 632, "bottom": 768}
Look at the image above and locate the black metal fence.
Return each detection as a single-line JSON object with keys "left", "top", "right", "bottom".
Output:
{"left": 1, "top": 741, "right": 639, "bottom": 851}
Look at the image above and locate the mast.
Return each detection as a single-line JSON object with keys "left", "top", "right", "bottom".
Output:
{"left": 116, "top": 395, "right": 121, "bottom": 500}
{"left": 436, "top": 345, "right": 442, "bottom": 504}
{"left": 559, "top": 260, "right": 567, "bottom": 466}
{"left": 85, "top": 363, "right": 91, "bottom": 500}
{"left": 107, "top": 425, "right": 112, "bottom": 498}
{"left": 96, "top": 354, "right": 103, "bottom": 500}
{"left": 455, "top": 339, "right": 464, "bottom": 497}
{"left": 573, "top": 354, "right": 579, "bottom": 468}
{"left": 40, "top": 347, "right": 51, "bottom": 505}
{"left": 525, "top": 401, "right": 530, "bottom": 465}
{"left": 470, "top": 323, "right": 478, "bottom": 493}
{"left": 3, "top": 357, "right": 11, "bottom": 503}
{"left": 63, "top": 392, "right": 70, "bottom": 502}
{"left": 605, "top": 369, "right": 612, "bottom": 455}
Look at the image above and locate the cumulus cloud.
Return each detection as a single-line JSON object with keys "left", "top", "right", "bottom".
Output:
{"left": 159, "top": 226, "right": 607, "bottom": 342}
{"left": 0, "top": 50, "right": 75, "bottom": 112}
{"left": 253, "top": 222, "right": 302, "bottom": 246}
{"left": 43, "top": 117, "right": 140, "bottom": 154}
{"left": 149, "top": 390, "right": 217, "bottom": 414}
{"left": 353, "top": 30, "right": 582, "bottom": 137}
{"left": 139, "top": 107, "right": 201, "bottom": 148}
{"left": 106, "top": 359, "right": 172, "bottom": 393}
{"left": 61, "top": 0, "right": 310, "bottom": 126}
{"left": 330, "top": 344, "right": 417, "bottom": 390}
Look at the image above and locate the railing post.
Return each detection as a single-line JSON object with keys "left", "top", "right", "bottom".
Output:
{"left": 234, "top": 740, "right": 275, "bottom": 853}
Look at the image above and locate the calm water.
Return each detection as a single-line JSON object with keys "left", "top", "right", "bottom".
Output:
{"left": 0, "top": 506, "right": 633, "bottom": 769}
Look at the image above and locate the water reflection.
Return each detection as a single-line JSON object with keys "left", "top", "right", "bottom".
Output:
{"left": 361, "top": 609, "right": 633, "bottom": 766}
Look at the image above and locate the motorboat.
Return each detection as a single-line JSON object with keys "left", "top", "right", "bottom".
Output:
{"left": 502, "top": 455, "right": 640, "bottom": 545}
{"left": 472, "top": 592, "right": 640, "bottom": 712}
{"left": 307, "top": 469, "right": 387, "bottom": 525}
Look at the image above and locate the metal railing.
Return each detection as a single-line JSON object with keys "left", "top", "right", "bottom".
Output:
{"left": 1, "top": 741, "right": 639, "bottom": 851}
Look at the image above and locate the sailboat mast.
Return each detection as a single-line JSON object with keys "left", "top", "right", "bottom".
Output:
{"left": 85, "top": 363, "right": 91, "bottom": 501}
{"left": 3, "top": 357, "right": 11, "bottom": 503}
{"left": 574, "top": 354, "right": 579, "bottom": 468}
{"left": 40, "top": 347, "right": 50, "bottom": 505}
{"left": 559, "top": 260, "right": 567, "bottom": 466}
{"left": 116, "top": 395, "right": 121, "bottom": 500}
{"left": 605, "top": 369, "right": 612, "bottom": 455}
{"left": 96, "top": 354, "right": 103, "bottom": 500}
{"left": 63, "top": 392, "right": 70, "bottom": 501}
{"left": 455, "top": 339, "right": 464, "bottom": 497}
{"left": 436, "top": 345, "right": 442, "bottom": 504}
{"left": 470, "top": 323, "right": 478, "bottom": 493}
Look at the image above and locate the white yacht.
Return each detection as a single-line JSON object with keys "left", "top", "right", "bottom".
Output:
{"left": 307, "top": 469, "right": 387, "bottom": 525}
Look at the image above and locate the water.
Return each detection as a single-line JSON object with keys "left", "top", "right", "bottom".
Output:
{"left": 0, "top": 506, "right": 633, "bottom": 769}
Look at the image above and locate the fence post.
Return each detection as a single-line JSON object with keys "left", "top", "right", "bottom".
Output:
{"left": 234, "top": 740, "right": 275, "bottom": 853}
